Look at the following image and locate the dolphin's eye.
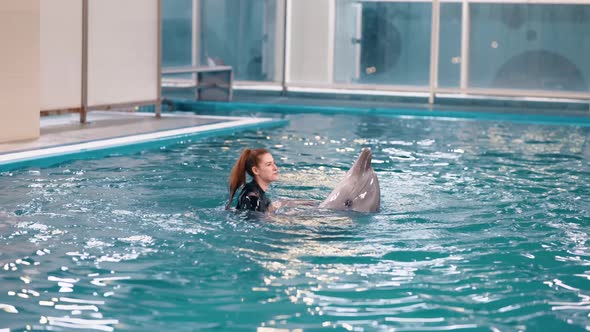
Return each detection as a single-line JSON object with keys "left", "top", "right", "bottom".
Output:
{"left": 345, "top": 199, "right": 353, "bottom": 208}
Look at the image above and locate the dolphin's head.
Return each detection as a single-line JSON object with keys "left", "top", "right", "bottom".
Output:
{"left": 348, "top": 147, "right": 373, "bottom": 177}
{"left": 320, "top": 148, "right": 380, "bottom": 213}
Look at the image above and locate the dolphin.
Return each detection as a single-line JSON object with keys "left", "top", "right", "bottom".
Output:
{"left": 319, "top": 148, "right": 380, "bottom": 213}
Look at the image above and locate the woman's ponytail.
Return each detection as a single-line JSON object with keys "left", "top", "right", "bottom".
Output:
{"left": 226, "top": 149, "right": 251, "bottom": 209}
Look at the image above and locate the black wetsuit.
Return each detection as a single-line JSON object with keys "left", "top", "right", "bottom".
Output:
{"left": 236, "top": 181, "right": 271, "bottom": 212}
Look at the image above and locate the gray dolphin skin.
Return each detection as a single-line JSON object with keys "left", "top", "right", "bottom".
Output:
{"left": 319, "top": 148, "right": 380, "bottom": 212}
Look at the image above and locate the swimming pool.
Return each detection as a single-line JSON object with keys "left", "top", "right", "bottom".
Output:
{"left": 1, "top": 110, "right": 589, "bottom": 331}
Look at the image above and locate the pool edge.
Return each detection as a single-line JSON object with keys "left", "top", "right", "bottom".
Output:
{"left": 170, "top": 99, "right": 590, "bottom": 127}
{"left": 0, "top": 117, "right": 288, "bottom": 171}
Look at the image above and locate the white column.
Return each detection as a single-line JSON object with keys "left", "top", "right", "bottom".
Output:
{"left": 287, "top": 0, "right": 335, "bottom": 85}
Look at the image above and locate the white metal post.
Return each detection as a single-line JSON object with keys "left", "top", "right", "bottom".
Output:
{"left": 460, "top": 0, "right": 470, "bottom": 91}
{"left": 81, "top": 0, "right": 88, "bottom": 123}
{"left": 192, "top": 0, "right": 200, "bottom": 67}
{"left": 282, "top": 0, "right": 291, "bottom": 95}
{"left": 353, "top": 2, "right": 363, "bottom": 81}
{"left": 156, "top": 0, "right": 162, "bottom": 118}
{"left": 428, "top": 0, "right": 441, "bottom": 104}
{"left": 192, "top": 0, "right": 200, "bottom": 95}
{"left": 275, "top": 0, "right": 286, "bottom": 83}
{"left": 327, "top": 0, "right": 336, "bottom": 84}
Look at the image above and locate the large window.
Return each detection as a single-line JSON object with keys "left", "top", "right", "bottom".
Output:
{"left": 162, "top": 0, "right": 192, "bottom": 67}
{"left": 162, "top": 0, "right": 280, "bottom": 82}
{"left": 199, "top": 0, "right": 279, "bottom": 81}
{"left": 469, "top": 4, "right": 590, "bottom": 92}
{"left": 334, "top": 1, "right": 432, "bottom": 87}
{"left": 161, "top": 0, "right": 590, "bottom": 99}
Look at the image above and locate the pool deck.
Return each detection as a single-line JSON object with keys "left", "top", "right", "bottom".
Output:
{"left": 0, "top": 111, "right": 284, "bottom": 169}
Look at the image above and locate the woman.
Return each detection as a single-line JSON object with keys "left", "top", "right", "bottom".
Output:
{"left": 226, "top": 148, "right": 278, "bottom": 212}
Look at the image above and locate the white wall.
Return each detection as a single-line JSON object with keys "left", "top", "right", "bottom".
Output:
{"left": 87, "top": 0, "right": 159, "bottom": 107}
{"left": 0, "top": 1, "right": 40, "bottom": 143}
{"left": 40, "top": 0, "right": 82, "bottom": 110}
{"left": 287, "top": 0, "right": 334, "bottom": 84}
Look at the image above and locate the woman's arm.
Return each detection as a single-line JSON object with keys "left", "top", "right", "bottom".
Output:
{"left": 271, "top": 199, "right": 318, "bottom": 211}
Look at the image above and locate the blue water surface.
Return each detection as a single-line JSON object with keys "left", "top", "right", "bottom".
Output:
{"left": 1, "top": 112, "right": 589, "bottom": 331}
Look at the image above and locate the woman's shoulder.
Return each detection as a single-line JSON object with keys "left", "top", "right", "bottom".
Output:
{"left": 242, "top": 181, "right": 262, "bottom": 193}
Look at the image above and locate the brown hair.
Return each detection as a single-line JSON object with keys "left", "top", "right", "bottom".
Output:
{"left": 226, "top": 148, "right": 269, "bottom": 209}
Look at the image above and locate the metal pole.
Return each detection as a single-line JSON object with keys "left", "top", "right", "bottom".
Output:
{"left": 428, "top": 0, "right": 440, "bottom": 104}
{"left": 460, "top": 0, "right": 470, "bottom": 91}
{"left": 156, "top": 0, "right": 162, "bottom": 118}
{"left": 281, "top": 0, "right": 288, "bottom": 96}
{"left": 192, "top": 0, "right": 200, "bottom": 96}
{"left": 237, "top": 1, "right": 244, "bottom": 79}
{"left": 192, "top": 0, "right": 199, "bottom": 67}
{"left": 81, "top": 0, "right": 88, "bottom": 123}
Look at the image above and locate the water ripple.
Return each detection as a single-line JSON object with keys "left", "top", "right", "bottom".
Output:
{"left": 0, "top": 114, "right": 589, "bottom": 331}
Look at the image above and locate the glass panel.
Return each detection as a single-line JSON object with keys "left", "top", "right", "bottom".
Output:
{"left": 162, "top": 0, "right": 193, "bottom": 67}
{"left": 438, "top": 3, "right": 462, "bottom": 89}
{"left": 334, "top": 0, "right": 362, "bottom": 84}
{"left": 333, "top": 1, "right": 432, "bottom": 87}
{"left": 469, "top": 4, "right": 590, "bottom": 93}
{"left": 199, "top": 0, "right": 279, "bottom": 82}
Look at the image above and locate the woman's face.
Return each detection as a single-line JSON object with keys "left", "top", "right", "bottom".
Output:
{"left": 253, "top": 153, "right": 278, "bottom": 184}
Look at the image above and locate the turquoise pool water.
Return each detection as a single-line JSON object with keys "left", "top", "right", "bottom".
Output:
{"left": 1, "top": 111, "right": 589, "bottom": 331}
